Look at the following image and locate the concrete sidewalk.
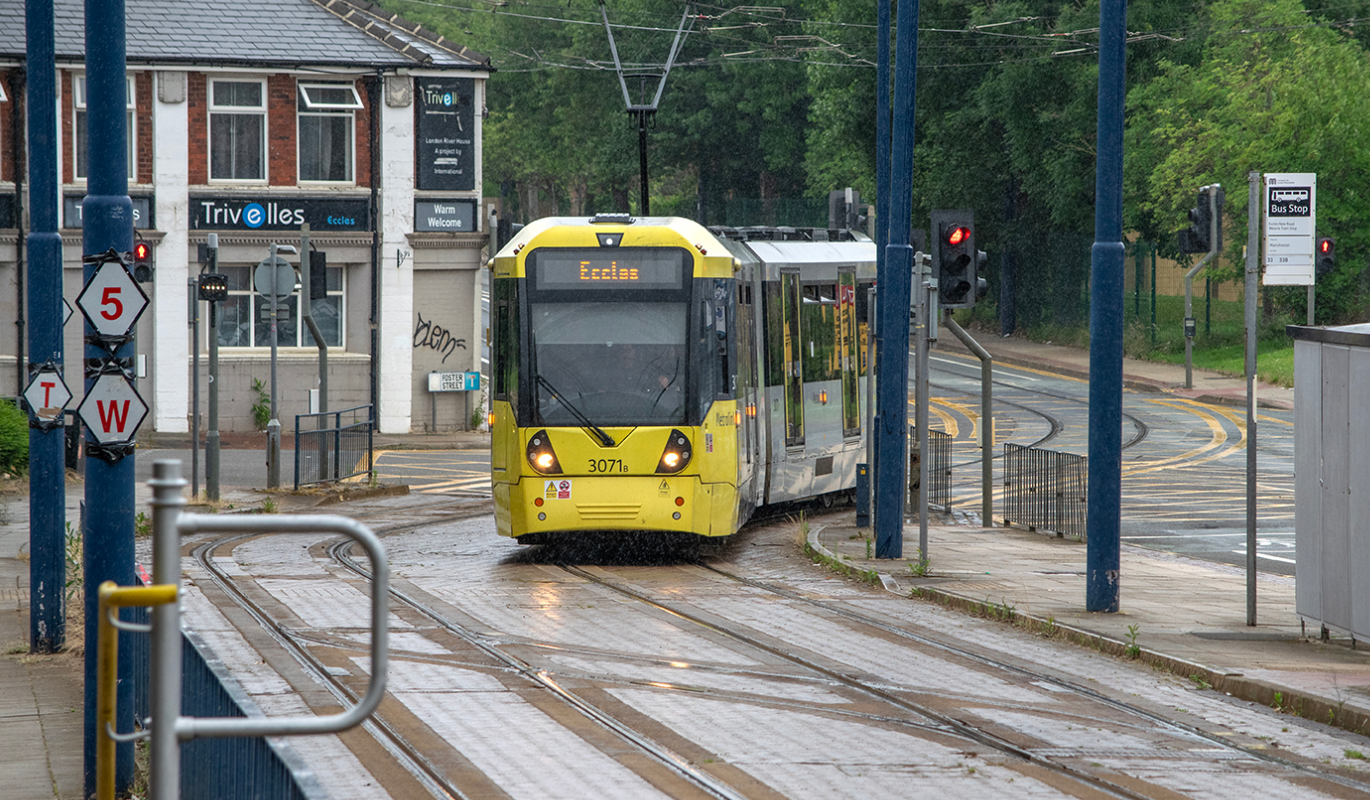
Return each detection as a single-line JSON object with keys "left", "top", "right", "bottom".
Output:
{"left": 810, "top": 518, "right": 1370, "bottom": 733}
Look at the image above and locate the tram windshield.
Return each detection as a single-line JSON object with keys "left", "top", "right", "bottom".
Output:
{"left": 529, "top": 301, "right": 688, "bottom": 426}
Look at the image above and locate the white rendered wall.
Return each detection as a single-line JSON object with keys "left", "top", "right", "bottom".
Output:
{"left": 152, "top": 71, "right": 190, "bottom": 431}
{"left": 378, "top": 78, "right": 416, "bottom": 433}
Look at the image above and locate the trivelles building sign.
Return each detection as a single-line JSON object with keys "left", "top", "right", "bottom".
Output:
{"left": 416, "top": 78, "right": 476, "bottom": 192}
{"left": 188, "top": 196, "right": 371, "bottom": 231}
{"left": 1263, "top": 172, "right": 1316, "bottom": 286}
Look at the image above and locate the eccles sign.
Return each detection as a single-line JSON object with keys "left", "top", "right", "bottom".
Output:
{"left": 190, "top": 196, "right": 370, "bottom": 231}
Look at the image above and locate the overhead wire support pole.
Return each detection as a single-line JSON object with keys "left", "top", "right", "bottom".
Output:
{"left": 26, "top": 0, "right": 67, "bottom": 655}
{"left": 1086, "top": 0, "right": 1127, "bottom": 613}
{"left": 1245, "top": 171, "right": 1259, "bottom": 626}
{"left": 82, "top": 0, "right": 137, "bottom": 792}
{"left": 600, "top": 0, "right": 694, "bottom": 216}
{"left": 871, "top": 0, "right": 891, "bottom": 531}
{"left": 874, "top": 0, "right": 920, "bottom": 559}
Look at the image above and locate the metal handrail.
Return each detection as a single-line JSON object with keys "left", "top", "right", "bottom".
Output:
{"left": 147, "top": 460, "right": 387, "bottom": 800}
{"left": 97, "top": 581, "right": 178, "bottom": 800}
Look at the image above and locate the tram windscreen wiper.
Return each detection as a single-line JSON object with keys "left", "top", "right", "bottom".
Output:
{"left": 535, "top": 375, "right": 616, "bottom": 447}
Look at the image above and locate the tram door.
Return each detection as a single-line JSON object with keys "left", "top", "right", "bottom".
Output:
{"left": 839, "top": 271, "right": 860, "bottom": 437}
{"left": 781, "top": 271, "right": 804, "bottom": 446}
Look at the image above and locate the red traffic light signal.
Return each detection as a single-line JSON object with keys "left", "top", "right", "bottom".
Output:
{"left": 1316, "top": 237, "right": 1335, "bottom": 277}
{"left": 947, "top": 226, "right": 970, "bottom": 246}
{"left": 132, "top": 238, "right": 153, "bottom": 282}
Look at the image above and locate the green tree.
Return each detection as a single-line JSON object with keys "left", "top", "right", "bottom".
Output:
{"left": 1125, "top": 0, "right": 1370, "bottom": 321}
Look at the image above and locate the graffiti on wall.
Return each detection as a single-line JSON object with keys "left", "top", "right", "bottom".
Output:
{"left": 414, "top": 312, "right": 466, "bottom": 364}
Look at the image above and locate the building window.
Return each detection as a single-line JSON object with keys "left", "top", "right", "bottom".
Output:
{"left": 216, "top": 265, "right": 345, "bottom": 348}
{"left": 297, "top": 82, "right": 362, "bottom": 183}
{"left": 74, "top": 75, "right": 135, "bottom": 181}
{"left": 209, "top": 79, "right": 266, "bottom": 182}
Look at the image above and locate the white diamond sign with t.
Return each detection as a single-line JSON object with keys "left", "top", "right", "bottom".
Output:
{"left": 77, "top": 372, "right": 148, "bottom": 445}
{"left": 23, "top": 366, "right": 71, "bottom": 424}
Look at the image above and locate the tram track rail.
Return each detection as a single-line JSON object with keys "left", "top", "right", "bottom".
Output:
{"left": 184, "top": 495, "right": 1367, "bottom": 800}
{"left": 687, "top": 557, "right": 1370, "bottom": 795}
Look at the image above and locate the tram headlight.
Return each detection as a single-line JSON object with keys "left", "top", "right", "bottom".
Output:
{"left": 656, "top": 429, "right": 692, "bottom": 474}
{"left": 526, "top": 430, "right": 563, "bottom": 475}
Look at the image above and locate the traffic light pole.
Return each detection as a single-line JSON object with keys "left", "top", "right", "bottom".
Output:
{"left": 945, "top": 316, "right": 993, "bottom": 526}
{"left": 1183, "top": 187, "right": 1220, "bottom": 389}
{"left": 206, "top": 235, "right": 220, "bottom": 501}
{"left": 914, "top": 255, "right": 932, "bottom": 561}
{"left": 1245, "top": 171, "right": 1259, "bottom": 627}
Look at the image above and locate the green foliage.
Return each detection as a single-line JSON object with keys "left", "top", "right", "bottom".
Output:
{"left": 251, "top": 378, "right": 271, "bottom": 431}
{"left": 0, "top": 398, "right": 28, "bottom": 475}
{"left": 1125, "top": 623, "right": 1142, "bottom": 659}
{"left": 381, "top": 0, "right": 1370, "bottom": 328}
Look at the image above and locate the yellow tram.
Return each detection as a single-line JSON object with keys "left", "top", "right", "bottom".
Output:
{"left": 489, "top": 214, "right": 876, "bottom": 543}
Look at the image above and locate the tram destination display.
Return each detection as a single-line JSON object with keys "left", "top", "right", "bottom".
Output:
{"left": 533, "top": 249, "right": 686, "bottom": 291}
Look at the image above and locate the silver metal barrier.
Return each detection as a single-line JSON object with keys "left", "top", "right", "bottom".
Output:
{"left": 148, "top": 460, "right": 388, "bottom": 800}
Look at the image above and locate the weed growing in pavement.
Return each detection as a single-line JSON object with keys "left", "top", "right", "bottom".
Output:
{"left": 64, "top": 522, "right": 82, "bottom": 604}
{"left": 259, "top": 497, "right": 278, "bottom": 514}
{"left": 976, "top": 598, "right": 1017, "bottom": 623}
{"left": 908, "top": 549, "right": 931, "bottom": 577}
{"left": 1042, "top": 616, "right": 1058, "bottom": 638}
{"left": 250, "top": 378, "right": 271, "bottom": 431}
{"left": 1346, "top": 750, "right": 1368, "bottom": 761}
{"left": 1189, "top": 674, "right": 1212, "bottom": 691}
{"left": 865, "top": 535, "right": 872, "bottom": 559}
{"left": 862, "top": 568, "right": 880, "bottom": 587}
{"left": 1125, "top": 624, "right": 1141, "bottom": 659}
{"left": 134, "top": 511, "right": 151, "bottom": 538}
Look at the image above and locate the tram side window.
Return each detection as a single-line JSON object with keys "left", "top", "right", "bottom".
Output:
{"left": 493, "top": 279, "right": 519, "bottom": 403}
{"left": 800, "top": 283, "right": 840, "bottom": 384}
{"left": 763, "top": 283, "right": 784, "bottom": 387}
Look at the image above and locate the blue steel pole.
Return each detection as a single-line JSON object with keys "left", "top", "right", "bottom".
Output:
{"left": 875, "top": 0, "right": 919, "bottom": 559}
{"left": 870, "top": 0, "right": 890, "bottom": 531}
{"left": 26, "top": 0, "right": 66, "bottom": 653}
{"left": 1086, "top": 0, "right": 1127, "bottom": 612}
{"left": 83, "top": 0, "right": 136, "bottom": 793}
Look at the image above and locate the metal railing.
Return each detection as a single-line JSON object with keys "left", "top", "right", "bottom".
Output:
{"left": 908, "top": 427, "right": 953, "bottom": 511}
{"left": 294, "top": 404, "right": 374, "bottom": 489}
{"left": 107, "top": 460, "right": 389, "bottom": 800}
{"left": 1002, "top": 443, "right": 1088, "bottom": 539}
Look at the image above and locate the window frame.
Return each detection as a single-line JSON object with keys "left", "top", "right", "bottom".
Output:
{"left": 208, "top": 77, "right": 268, "bottom": 184}
{"left": 73, "top": 74, "right": 135, "bottom": 182}
{"left": 296, "top": 81, "right": 362, "bottom": 184}
{"left": 215, "top": 265, "right": 347, "bottom": 349}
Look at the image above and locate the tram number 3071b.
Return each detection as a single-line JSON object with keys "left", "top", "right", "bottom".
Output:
{"left": 588, "top": 459, "right": 628, "bottom": 473}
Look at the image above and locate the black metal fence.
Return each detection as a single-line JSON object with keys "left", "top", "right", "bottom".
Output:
{"left": 908, "top": 427, "right": 953, "bottom": 510}
{"left": 1002, "top": 443, "right": 1088, "bottom": 539}
{"left": 129, "top": 610, "right": 313, "bottom": 799}
{"left": 294, "top": 404, "right": 374, "bottom": 490}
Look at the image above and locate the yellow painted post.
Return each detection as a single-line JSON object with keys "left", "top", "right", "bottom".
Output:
{"left": 96, "top": 581, "right": 178, "bottom": 800}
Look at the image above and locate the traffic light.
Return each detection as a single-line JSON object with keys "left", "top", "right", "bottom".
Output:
{"left": 197, "top": 272, "right": 229, "bottom": 302}
{"left": 931, "top": 210, "right": 986, "bottom": 308}
{"left": 132, "top": 237, "right": 153, "bottom": 282}
{"left": 309, "top": 250, "right": 328, "bottom": 300}
{"left": 1316, "top": 237, "right": 1336, "bottom": 277}
{"left": 1178, "top": 185, "right": 1223, "bottom": 254}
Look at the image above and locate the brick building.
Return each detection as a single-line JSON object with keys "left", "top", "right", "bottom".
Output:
{"left": 0, "top": 0, "right": 491, "bottom": 434}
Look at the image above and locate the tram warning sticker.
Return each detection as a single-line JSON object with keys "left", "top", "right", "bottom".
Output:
{"left": 545, "top": 481, "right": 557, "bottom": 500}
{"left": 544, "top": 480, "right": 572, "bottom": 499}
{"left": 659, "top": 480, "right": 670, "bottom": 496}
{"left": 706, "top": 433, "right": 714, "bottom": 453}
{"left": 556, "top": 480, "right": 572, "bottom": 499}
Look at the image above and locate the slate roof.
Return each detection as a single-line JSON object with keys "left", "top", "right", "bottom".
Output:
{"left": 0, "top": 0, "right": 489, "bottom": 70}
